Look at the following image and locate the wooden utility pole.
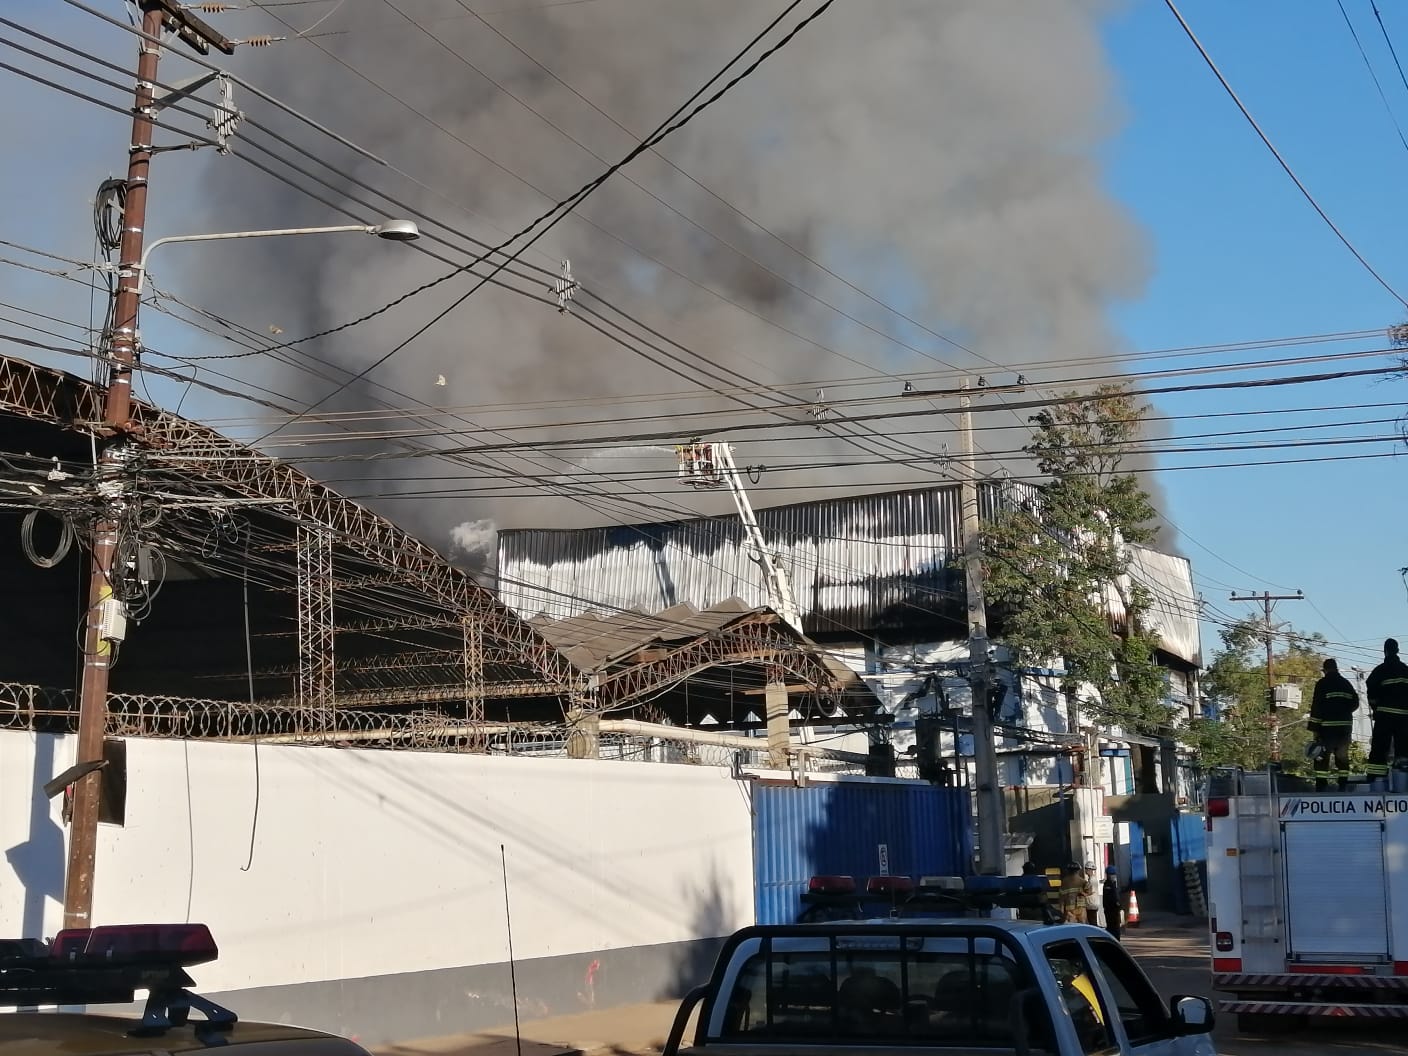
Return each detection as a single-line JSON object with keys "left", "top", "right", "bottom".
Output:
{"left": 1229, "top": 590, "right": 1304, "bottom": 763}
{"left": 63, "top": 1, "right": 232, "bottom": 930}
{"left": 959, "top": 382, "right": 1005, "bottom": 875}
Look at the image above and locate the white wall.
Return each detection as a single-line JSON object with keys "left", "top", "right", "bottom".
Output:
{"left": 1, "top": 732, "right": 755, "bottom": 992}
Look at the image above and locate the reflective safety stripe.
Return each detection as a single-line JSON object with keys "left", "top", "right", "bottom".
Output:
{"left": 1326, "top": 692, "right": 1356, "bottom": 699}
{"left": 1367, "top": 764, "right": 1390, "bottom": 775}
{"left": 1376, "top": 707, "right": 1408, "bottom": 715}
{"left": 1316, "top": 720, "right": 1352, "bottom": 726}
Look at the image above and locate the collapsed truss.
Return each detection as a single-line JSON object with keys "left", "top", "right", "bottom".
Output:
{"left": 0, "top": 355, "right": 852, "bottom": 733}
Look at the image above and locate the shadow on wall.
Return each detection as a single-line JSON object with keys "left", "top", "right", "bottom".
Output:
{"left": 663, "top": 860, "right": 733, "bottom": 999}
{"left": 3, "top": 733, "right": 65, "bottom": 937}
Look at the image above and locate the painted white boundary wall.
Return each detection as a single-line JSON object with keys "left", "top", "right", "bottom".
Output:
{"left": 0, "top": 730, "right": 756, "bottom": 992}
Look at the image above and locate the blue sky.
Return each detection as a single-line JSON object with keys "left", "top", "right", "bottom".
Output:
{"left": 1102, "top": 1, "right": 1408, "bottom": 672}
{"left": 4, "top": 1, "right": 1406, "bottom": 675}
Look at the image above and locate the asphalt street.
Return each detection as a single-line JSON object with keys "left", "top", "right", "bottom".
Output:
{"left": 1124, "top": 917, "right": 1403, "bottom": 1055}
{"left": 383, "top": 915, "right": 1405, "bottom": 1056}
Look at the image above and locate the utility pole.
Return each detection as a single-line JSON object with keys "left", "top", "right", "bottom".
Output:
{"left": 959, "top": 381, "right": 1005, "bottom": 875}
{"left": 1229, "top": 590, "right": 1304, "bottom": 764}
{"left": 63, "top": 1, "right": 233, "bottom": 930}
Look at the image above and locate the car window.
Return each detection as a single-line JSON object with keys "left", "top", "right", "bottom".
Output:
{"left": 1087, "top": 939, "right": 1170, "bottom": 1046}
{"left": 1042, "top": 940, "right": 1117, "bottom": 1056}
{"left": 716, "top": 939, "right": 1035, "bottom": 1047}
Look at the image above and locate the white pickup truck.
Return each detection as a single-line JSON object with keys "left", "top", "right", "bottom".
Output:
{"left": 662, "top": 921, "right": 1216, "bottom": 1056}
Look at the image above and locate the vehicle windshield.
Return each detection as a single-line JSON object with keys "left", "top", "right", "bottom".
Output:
{"left": 712, "top": 932, "right": 1036, "bottom": 1047}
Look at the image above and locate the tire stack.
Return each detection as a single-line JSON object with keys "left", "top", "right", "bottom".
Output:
{"left": 1182, "top": 860, "right": 1207, "bottom": 918}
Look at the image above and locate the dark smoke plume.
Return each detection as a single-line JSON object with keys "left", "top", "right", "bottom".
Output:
{"left": 184, "top": 0, "right": 1156, "bottom": 554}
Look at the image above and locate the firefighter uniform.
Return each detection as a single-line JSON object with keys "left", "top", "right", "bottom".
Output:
{"left": 1366, "top": 639, "right": 1408, "bottom": 786}
{"left": 1309, "top": 660, "right": 1358, "bottom": 792}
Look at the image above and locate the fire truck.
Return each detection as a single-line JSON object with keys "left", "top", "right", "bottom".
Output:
{"left": 1203, "top": 767, "right": 1408, "bottom": 1025}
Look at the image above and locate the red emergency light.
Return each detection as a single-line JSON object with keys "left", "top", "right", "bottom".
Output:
{"left": 49, "top": 923, "right": 218, "bottom": 967}
{"left": 865, "top": 875, "right": 914, "bottom": 896}
{"left": 807, "top": 875, "right": 857, "bottom": 895}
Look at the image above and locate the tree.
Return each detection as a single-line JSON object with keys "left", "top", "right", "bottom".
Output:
{"left": 983, "top": 385, "right": 1172, "bottom": 736}
{"left": 1187, "top": 618, "right": 1333, "bottom": 775}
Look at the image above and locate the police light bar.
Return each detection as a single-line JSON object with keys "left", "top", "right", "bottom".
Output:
{"left": 49, "top": 923, "right": 219, "bottom": 967}
{"left": 807, "top": 875, "right": 857, "bottom": 895}
{"left": 917, "top": 876, "right": 965, "bottom": 892}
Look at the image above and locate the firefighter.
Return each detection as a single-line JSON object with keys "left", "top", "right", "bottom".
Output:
{"left": 1102, "top": 867, "right": 1123, "bottom": 940}
{"left": 1017, "top": 861, "right": 1051, "bottom": 922}
{"left": 1082, "top": 863, "right": 1101, "bottom": 926}
{"left": 1059, "top": 863, "right": 1085, "bottom": 924}
{"left": 1309, "top": 657, "right": 1358, "bottom": 792}
{"left": 1367, "top": 638, "right": 1408, "bottom": 789}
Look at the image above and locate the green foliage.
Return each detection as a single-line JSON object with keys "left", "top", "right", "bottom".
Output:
{"left": 1185, "top": 618, "right": 1331, "bottom": 773}
{"left": 983, "top": 385, "right": 1171, "bottom": 735}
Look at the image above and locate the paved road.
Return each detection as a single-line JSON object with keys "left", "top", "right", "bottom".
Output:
{"left": 1125, "top": 917, "right": 1403, "bottom": 1055}
{"left": 384, "top": 917, "right": 1404, "bottom": 1056}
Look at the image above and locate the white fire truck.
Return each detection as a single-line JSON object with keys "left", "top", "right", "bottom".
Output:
{"left": 1204, "top": 768, "right": 1408, "bottom": 1024}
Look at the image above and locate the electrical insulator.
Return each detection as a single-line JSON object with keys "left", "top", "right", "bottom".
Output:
{"left": 186, "top": 2, "right": 234, "bottom": 10}
{"left": 238, "top": 36, "right": 278, "bottom": 47}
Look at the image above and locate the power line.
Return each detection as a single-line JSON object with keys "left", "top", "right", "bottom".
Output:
{"left": 1371, "top": 0, "right": 1408, "bottom": 99}
{"left": 1336, "top": 0, "right": 1408, "bottom": 156}
{"left": 267, "top": 361, "right": 1404, "bottom": 463}
{"left": 1163, "top": 0, "right": 1408, "bottom": 309}
{"left": 252, "top": 0, "right": 838, "bottom": 436}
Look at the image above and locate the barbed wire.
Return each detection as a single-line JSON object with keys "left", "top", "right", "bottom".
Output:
{"left": 0, "top": 682, "right": 882, "bottom": 775}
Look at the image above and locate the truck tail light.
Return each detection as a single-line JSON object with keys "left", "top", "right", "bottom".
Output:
{"left": 808, "top": 875, "right": 856, "bottom": 895}
{"left": 1215, "top": 931, "right": 1235, "bottom": 952}
{"left": 1207, "top": 797, "right": 1230, "bottom": 821}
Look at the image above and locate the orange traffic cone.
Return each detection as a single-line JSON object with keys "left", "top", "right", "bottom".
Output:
{"left": 1126, "top": 889, "right": 1141, "bottom": 928}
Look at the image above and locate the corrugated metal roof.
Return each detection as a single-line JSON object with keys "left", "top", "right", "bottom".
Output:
{"left": 1125, "top": 545, "right": 1202, "bottom": 668}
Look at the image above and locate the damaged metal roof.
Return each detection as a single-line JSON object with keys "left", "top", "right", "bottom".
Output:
{"left": 531, "top": 597, "right": 759, "bottom": 671}
{"left": 529, "top": 596, "right": 868, "bottom": 702}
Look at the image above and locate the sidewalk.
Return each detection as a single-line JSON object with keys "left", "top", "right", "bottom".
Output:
{"left": 376, "top": 1000, "right": 681, "bottom": 1056}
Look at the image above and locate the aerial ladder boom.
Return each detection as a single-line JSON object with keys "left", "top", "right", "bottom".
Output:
{"left": 676, "top": 441, "right": 803, "bottom": 635}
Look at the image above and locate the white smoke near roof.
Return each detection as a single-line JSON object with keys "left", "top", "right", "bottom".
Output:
{"left": 189, "top": 0, "right": 1153, "bottom": 539}
{"left": 449, "top": 518, "right": 499, "bottom": 575}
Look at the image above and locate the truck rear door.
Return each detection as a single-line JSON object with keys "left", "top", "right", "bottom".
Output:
{"left": 1282, "top": 816, "right": 1389, "bottom": 962}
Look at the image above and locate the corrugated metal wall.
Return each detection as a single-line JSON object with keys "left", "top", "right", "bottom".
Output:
{"left": 751, "top": 781, "right": 972, "bottom": 924}
{"left": 498, "top": 483, "right": 1022, "bottom": 636}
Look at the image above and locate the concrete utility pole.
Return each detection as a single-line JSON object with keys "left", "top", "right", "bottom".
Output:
{"left": 1229, "top": 590, "right": 1304, "bottom": 764}
{"left": 64, "top": 1, "right": 233, "bottom": 930}
{"left": 958, "top": 381, "right": 1006, "bottom": 875}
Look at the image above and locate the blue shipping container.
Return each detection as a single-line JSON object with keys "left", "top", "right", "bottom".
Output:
{"left": 752, "top": 781, "right": 972, "bottom": 924}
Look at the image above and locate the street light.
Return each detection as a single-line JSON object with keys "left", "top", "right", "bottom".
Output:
{"left": 62, "top": 215, "right": 418, "bottom": 930}
{"left": 131, "top": 219, "right": 419, "bottom": 295}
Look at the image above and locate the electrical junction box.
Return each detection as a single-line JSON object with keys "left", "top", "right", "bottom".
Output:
{"left": 1272, "top": 684, "right": 1302, "bottom": 710}
{"left": 98, "top": 598, "right": 128, "bottom": 643}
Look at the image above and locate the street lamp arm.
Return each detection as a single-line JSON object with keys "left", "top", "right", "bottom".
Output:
{"left": 131, "top": 219, "right": 418, "bottom": 295}
{"left": 135, "top": 225, "right": 372, "bottom": 294}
